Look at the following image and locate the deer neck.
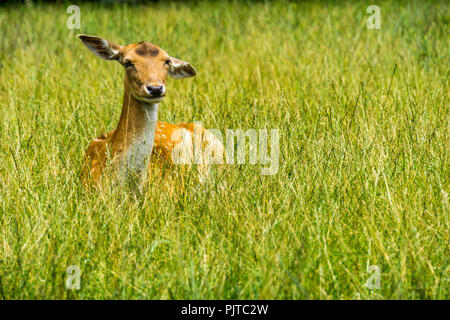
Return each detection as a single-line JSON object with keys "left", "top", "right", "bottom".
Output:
{"left": 110, "top": 85, "right": 159, "bottom": 179}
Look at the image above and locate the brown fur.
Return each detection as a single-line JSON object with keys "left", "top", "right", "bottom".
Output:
{"left": 78, "top": 35, "right": 223, "bottom": 186}
{"left": 135, "top": 42, "right": 160, "bottom": 57}
{"left": 80, "top": 121, "right": 214, "bottom": 184}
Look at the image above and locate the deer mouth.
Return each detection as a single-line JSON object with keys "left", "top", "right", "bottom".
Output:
{"left": 133, "top": 93, "right": 166, "bottom": 103}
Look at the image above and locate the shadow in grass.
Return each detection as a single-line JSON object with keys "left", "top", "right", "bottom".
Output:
{"left": 0, "top": 0, "right": 383, "bottom": 8}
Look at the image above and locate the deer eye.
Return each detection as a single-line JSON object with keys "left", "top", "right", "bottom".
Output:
{"left": 164, "top": 59, "right": 171, "bottom": 66}
{"left": 124, "top": 60, "right": 134, "bottom": 68}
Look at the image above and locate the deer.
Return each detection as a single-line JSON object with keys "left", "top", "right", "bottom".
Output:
{"left": 77, "top": 34, "right": 224, "bottom": 186}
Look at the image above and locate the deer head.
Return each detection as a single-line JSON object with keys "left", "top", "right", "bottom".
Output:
{"left": 78, "top": 34, "right": 197, "bottom": 103}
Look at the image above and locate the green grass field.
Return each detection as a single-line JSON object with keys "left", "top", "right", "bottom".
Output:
{"left": 0, "top": 0, "right": 448, "bottom": 299}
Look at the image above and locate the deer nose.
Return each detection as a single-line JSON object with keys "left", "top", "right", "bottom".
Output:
{"left": 145, "top": 85, "right": 165, "bottom": 97}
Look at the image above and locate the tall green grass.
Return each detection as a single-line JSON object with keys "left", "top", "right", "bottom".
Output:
{"left": 0, "top": 0, "right": 448, "bottom": 299}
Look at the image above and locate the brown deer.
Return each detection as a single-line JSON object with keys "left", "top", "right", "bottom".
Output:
{"left": 78, "top": 35, "right": 224, "bottom": 186}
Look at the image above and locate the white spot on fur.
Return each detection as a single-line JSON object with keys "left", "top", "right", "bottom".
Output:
{"left": 123, "top": 103, "right": 158, "bottom": 176}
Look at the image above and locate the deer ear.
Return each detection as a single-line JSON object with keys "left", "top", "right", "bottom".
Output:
{"left": 78, "top": 34, "right": 122, "bottom": 61}
{"left": 168, "top": 57, "right": 197, "bottom": 79}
